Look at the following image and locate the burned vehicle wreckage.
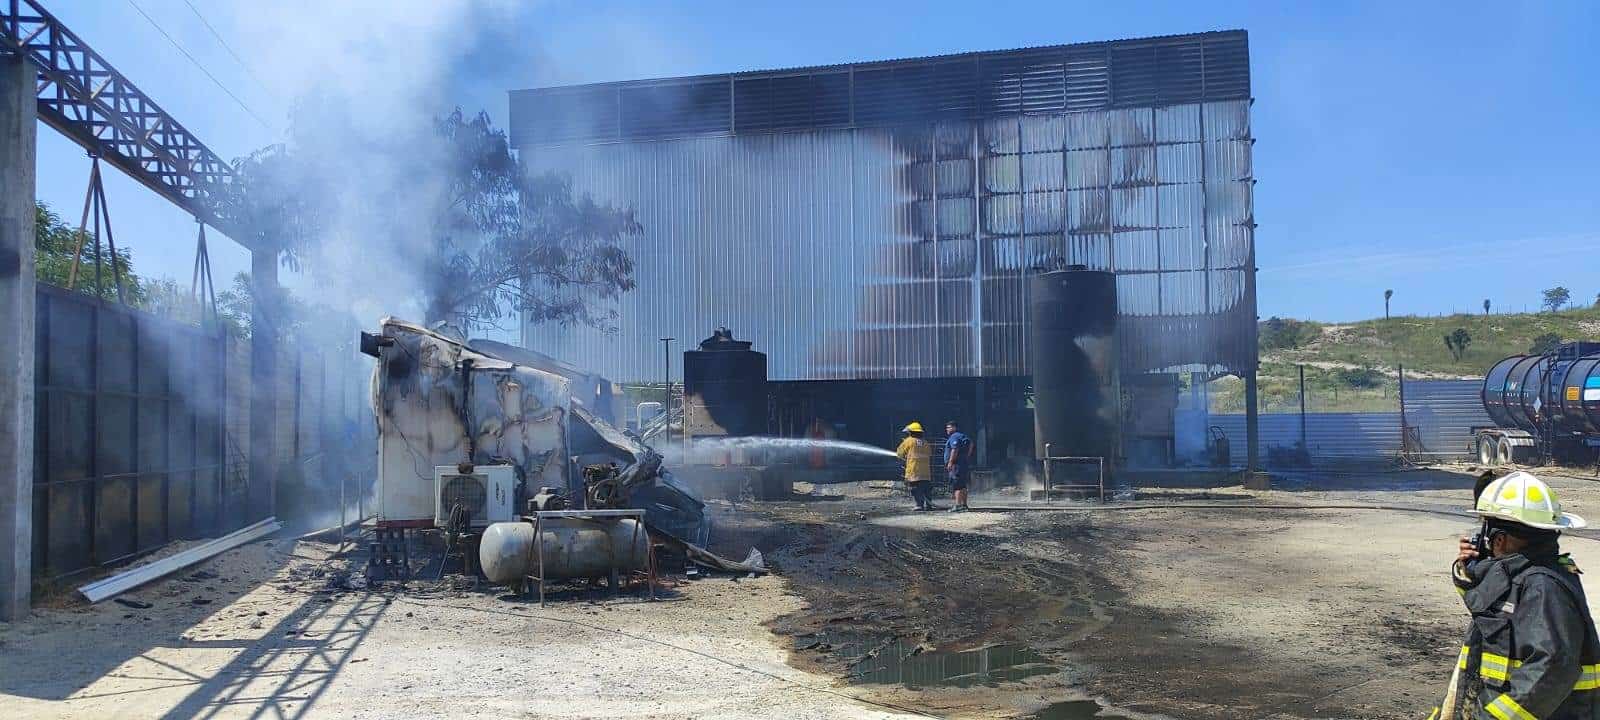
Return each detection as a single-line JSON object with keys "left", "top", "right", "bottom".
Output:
{"left": 359, "top": 318, "right": 711, "bottom": 568}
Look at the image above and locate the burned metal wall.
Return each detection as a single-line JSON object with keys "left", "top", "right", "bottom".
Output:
{"left": 516, "top": 32, "right": 1255, "bottom": 382}
{"left": 31, "top": 285, "right": 234, "bottom": 584}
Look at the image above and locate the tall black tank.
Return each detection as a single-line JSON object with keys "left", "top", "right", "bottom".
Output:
{"left": 1029, "top": 266, "right": 1120, "bottom": 464}
{"left": 683, "top": 327, "right": 768, "bottom": 437}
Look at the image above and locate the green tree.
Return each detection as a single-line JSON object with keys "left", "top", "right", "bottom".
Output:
{"left": 34, "top": 202, "right": 147, "bottom": 304}
{"left": 1529, "top": 333, "right": 1564, "bottom": 355}
{"left": 140, "top": 274, "right": 254, "bottom": 338}
{"left": 1542, "top": 286, "right": 1571, "bottom": 313}
{"left": 1444, "top": 327, "right": 1472, "bottom": 361}
{"left": 35, "top": 201, "right": 268, "bottom": 337}
{"left": 1259, "top": 317, "right": 1322, "bottom": 351}
{"left": 1483, "top": 298, "right": 1491, "bottom": 315}
{"left": 222, "top": 108, "right": 640, "bottom": 334}
{"left": 1335, "top": 366, "right": 1384, "bottom": 389}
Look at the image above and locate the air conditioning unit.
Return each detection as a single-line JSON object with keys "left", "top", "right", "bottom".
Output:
{"left": 434, "top": 465, "right": 516, "bottom": 528}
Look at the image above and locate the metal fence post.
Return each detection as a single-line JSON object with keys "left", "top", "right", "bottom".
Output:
{"left": 1043, "top": 442, "right": 1053, "bottom": 504}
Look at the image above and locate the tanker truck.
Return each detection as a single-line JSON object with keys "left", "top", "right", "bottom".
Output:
{"left": 1478, "top": 341, "right": 1600, "bottom": 466}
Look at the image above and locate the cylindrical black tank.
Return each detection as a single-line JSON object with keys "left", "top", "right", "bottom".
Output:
{"left": 1555, "top": 356, "right": 1600, "bottom": 434}
{"left": 1029, "top": 266, "right": 1119, "bottom": 463}
{"left": 1482, "top": 348, "right": 1600, "bottom": 435}
{"left": 1484, "top": 355, "right": 1547, "bottom": 433}
{"left": 683, "top": 327, "right": 768, "bottom": 438}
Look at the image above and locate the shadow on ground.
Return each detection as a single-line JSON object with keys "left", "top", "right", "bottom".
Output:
{"left": 158, "top": 590, "right": 390, "bottom": 720}
{"left": 0, "top": 542, "right": 391, "bottom": 720}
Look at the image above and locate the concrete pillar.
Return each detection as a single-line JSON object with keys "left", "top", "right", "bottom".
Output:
{"left": 0, "top": 55, "right": 38, "bottom": 620}
{"left": 249, "top": 249, "right": 279, "bottom": 521}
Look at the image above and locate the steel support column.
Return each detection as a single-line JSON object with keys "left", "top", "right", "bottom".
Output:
{"left": 1244, "top": 370, "right": 1260, "bottom": 473}
{"left": 249, "top": 249, "right": 279, "bottom": 519}
{"left": 0, "top": 53, "right": 38, "bottom": 620}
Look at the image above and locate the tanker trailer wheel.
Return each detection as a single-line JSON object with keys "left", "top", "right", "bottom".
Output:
{"left": 1496, "top": 437, "right": 1514, "bottom": 467}
{"left": 1478, "top": 436, "right": 1497, "bottom": 466}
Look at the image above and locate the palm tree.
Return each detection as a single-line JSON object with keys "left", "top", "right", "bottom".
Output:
{"left": 1384, "top": 289, "right": 1393, "bottom": 319}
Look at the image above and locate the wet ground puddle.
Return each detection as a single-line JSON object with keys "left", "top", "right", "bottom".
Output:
{"left": 796, "top": 632, "right": 1057, "bottom": 688}
{"left": 795, "top": 633, "right": 1129, "bottom": 717}
{"left": 1028, "top": 699, "right": 1130, "bottom": 719}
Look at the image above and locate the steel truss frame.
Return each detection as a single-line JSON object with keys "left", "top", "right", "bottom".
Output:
{"left": 1, "top": 0, "right": 244, "bottom": 243}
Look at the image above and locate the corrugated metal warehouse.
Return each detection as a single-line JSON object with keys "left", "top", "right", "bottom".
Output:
{"left": 510, "top": 30, "right": 1258, "bottom": 463}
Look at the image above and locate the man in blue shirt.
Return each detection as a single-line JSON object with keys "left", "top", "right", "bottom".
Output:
{"left": 945, "top": 421, "right": 974, "bottom": 513}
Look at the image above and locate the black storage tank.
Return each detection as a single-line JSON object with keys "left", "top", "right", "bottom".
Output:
{"left": 1561, "top": 356, "right": 1600, "bottom": 434}
{"left": 1029, "top": 266, "right": 1120, "bottom": 464}
{"left": 683, "top": 327, "right": 768, "bottom": 438}
{"left": 1481, "top": 344, "right": 1600, "bottom": 437}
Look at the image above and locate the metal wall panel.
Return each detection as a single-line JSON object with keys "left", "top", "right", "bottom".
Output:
{"left": 32, "top": 286, "right": 230, "bottom": 583}
{"left": 1209, "top": 412, "right": 1402, "bottom": 462}
{"left": 1208, "top": 382, "right": 1490, "bottom": 465}
{"left": 1403, "top": 379, "right": 1492, "bottom": 459}
{"left": 513, "top": 32, "right": 1250, "bottom": 146}
{"left": 525, "top": 98, "right": 1254, "bottom": 382}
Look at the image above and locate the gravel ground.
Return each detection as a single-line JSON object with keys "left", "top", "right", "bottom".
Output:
{"left": 0, "top": 538, "right": 922, "bottom": 720}
{"left": 5, "top": 465, "right": 1600, "bottom": 719}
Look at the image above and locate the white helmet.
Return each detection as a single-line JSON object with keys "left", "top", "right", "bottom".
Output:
{"left": 1475, "top": 471, "right": 1586, "bottom": 530}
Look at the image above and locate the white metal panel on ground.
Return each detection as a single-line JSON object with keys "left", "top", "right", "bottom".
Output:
{"left": 78, "top": 518, "right": 281, "bottom": 603}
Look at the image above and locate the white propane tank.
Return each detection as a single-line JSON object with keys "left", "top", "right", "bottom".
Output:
{"left": 478, "top": 519, "right": 649, "bottom": 584}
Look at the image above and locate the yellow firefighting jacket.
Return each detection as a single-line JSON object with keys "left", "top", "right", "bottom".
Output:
{"left": 895, "top": 436, "right": 930, "bottom": 484}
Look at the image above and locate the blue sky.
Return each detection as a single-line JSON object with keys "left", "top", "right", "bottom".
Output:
{"left": 32, "top": 1, "right": 1600, "bottom": 322}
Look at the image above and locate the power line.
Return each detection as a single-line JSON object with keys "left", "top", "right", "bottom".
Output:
{"left": 122, "top": 0, "right": 274, "bottom": 131}
{"left": 179, "top": 0, "right": 278, "bottom": 102}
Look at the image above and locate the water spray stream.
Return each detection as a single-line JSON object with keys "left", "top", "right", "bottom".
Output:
{"left": 666, "top": 437, "right": 899, "bottom": 466}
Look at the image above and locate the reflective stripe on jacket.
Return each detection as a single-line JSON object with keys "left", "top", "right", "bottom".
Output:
{"left": 896, "top": 436, "right": 931, "bottom": 483}
{"left": 1457, "top": 552, "right": 1600, "bottom": 720}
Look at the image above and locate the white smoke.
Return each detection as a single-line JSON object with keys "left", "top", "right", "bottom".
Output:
{"left": 201, "top": 1, "right": 553, "bottom": 326}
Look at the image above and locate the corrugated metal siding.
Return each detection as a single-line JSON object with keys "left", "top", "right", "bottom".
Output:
{"left": 1209, "top": 412, "right": 1402, "bottom": 462}
{"left": 511, "top": 31, "right": 1250, "bottom": 145}
{"left": 524, "top": 97, "right": 1254, "bottom": 382}
{"left": 1404, "top": 379, "right": 1491, "bottom": 459}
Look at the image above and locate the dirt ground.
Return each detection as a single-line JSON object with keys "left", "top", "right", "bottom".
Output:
{"left": 6, "top": 465, "right": 1600, "bottom": 719}
{"left": 0, "top": 537, "right": 919, "bottom": 720}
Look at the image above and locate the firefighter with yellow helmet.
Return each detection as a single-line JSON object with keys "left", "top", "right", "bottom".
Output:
{"left": 1434, "top": 471, "right": 1600, "bottom": 720}
{"left": 895, "top": 422, "right": 934, "bottom": 511}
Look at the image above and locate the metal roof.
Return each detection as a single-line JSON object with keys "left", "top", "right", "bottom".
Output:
{"left": 511, "top": 30, "right": 1250, "bottom": 147}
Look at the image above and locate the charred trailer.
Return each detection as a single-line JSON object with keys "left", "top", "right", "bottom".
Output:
{"left": 1479, "top": 342, "right": 1600, "bottom": 466}
{"left": 362, "top": 318, "right": 706, "bottom": 543}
